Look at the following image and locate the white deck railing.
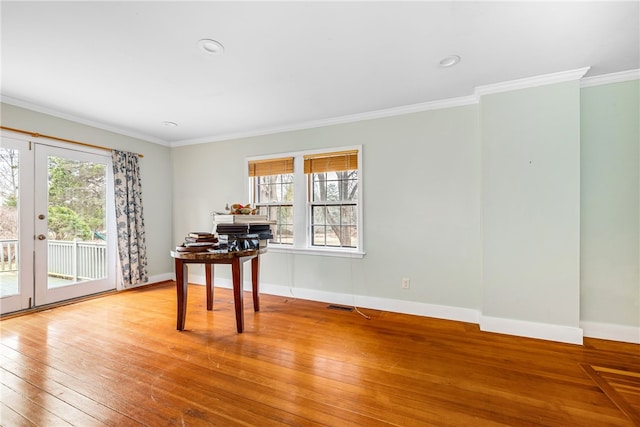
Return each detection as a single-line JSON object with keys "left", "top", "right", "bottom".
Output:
{"left": 0, "top": 239, "right": 19, "bottom": 271}
{"left": 0, "top": 239, "right": 107, "bottom": 280}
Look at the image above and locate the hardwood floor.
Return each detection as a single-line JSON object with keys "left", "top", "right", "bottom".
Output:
{"left": 1, "top": 282, "right": 639, "bottom": 426}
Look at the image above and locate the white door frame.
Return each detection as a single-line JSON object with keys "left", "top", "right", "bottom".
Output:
{"left": 34, "top": 141, "right": 116, "bottom": 305}
{"left": 1, "top": 130, "right": 116, "bottom": 313}
{"left": 0, "top": 136, "right": 34, "bottom": 313}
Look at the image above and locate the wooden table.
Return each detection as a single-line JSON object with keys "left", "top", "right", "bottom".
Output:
{"left": 170, "top": 249, "right": 265, "bottom": 333}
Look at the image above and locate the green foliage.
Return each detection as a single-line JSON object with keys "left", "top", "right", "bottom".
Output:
{"left": 47, "top": 206, "right": 92, "bottom": 240}
{"left": 0, "top": 148, "right": 20, "bottom": 208}
{"left": 1, "top": 151, "right": 107, "bottom": 241}
{"left": 47, "top": 157, "right": 106, "bottom": 239}
{"left": 4, "top": 195, "right": 17, "bottom": 208}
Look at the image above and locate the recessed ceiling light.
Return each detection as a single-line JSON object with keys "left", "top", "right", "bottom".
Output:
{"left": 439, "top": 55, "right": 461, "bottom": 68}
{"left": 162, "top": 121, "right": 178, "bottom": 127}
{"left": 198, "top": 38, "right": 224, "bottom": 55}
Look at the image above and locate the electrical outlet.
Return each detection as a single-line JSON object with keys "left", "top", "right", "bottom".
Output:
{"left": 401, "top": 277, "right": 410, "bottom": 289}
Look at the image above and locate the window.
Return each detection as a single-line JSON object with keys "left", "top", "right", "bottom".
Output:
{"left": 248, "top": 157, "right": 294, "bottom": 245}
{"left": 305, "top": 151, "right": 358, "bottom": 248}
{"left": 248, "top": 147, "right": 362, "bottom": 256}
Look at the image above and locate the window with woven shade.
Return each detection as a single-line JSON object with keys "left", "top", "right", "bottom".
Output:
{"left": 248, "top": 157, "right": 294, "bottom": 244}
{"left": 248, "top": 146, "right": 362, "bottom": 255}
{"left": 304, "top": 150, "right": 358, "bottom": 249}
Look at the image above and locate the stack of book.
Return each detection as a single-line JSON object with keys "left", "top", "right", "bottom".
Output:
{"left": 249, "top": 224, "right": 274, "bottom": 242}
{"left": 217, "top": 233, "right": 261, "bottom": 253}
{"left": 212, "top": 213, "right": 275, "bottom": 248}
{"left": 213, "top": 214, "right": 268, "bottom": 223}
{"left": 216, "top": 223, "right": 274, "bottom": 248}
{"left": 175, "top": 232, "right": 219, "bottom": 253}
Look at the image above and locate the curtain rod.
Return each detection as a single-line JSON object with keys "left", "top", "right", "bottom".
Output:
{"left": 0, "top": 125, "right": 144, "bottom": 158}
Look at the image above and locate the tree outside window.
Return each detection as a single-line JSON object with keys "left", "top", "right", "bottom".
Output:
{"left": 248, "top": 148, "right": 361, "bottom": 253}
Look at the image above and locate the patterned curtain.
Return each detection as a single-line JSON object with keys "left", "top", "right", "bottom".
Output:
{"left": 112, "top": 150, "right": 148, "bottom": 287}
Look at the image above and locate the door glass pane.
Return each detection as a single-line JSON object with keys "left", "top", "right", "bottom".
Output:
{"left": 47, "top": 156, "right": 107, "bottom": 289}
{"left": 0, "top": 147, "right": 20, "bottom": 297}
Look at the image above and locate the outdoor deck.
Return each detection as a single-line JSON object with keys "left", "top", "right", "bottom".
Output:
{"left": 1, "top": 239, "right": 106, "bottom": 298}
{"left": 1, "top": 271, "right": 76, "bottom": 297}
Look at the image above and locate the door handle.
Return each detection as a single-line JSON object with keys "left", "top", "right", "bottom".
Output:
{"left": 37, "top": 234, "right": 46, "bottom": 240}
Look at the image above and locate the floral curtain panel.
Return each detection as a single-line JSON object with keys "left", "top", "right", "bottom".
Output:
{"left": 112, "top": 149, "right": 148, "bottom": 287}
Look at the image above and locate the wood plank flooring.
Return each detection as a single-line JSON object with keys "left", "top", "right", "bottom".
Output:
{"left": 582, "top": 364, "right": 640, "bottom": 425}
{"left": 1, "top": 282, "right": 639, "bottom": 426}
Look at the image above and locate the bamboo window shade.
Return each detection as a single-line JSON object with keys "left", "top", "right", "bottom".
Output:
{"left": 248, "top": 157, "right": 294, "bottom": 177}
{"left": 303, "top": 150, "right": 358, "bottom": 174}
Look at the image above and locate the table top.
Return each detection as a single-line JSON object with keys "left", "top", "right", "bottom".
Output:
{"left": 170, "top": 248, "right": 266, "bottom": 260}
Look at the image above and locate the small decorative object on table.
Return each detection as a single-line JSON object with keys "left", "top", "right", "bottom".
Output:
{"left": 229, "top": 203, "right": 257, "bottom": 215}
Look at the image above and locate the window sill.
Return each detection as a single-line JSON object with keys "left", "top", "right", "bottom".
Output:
{"left": 266, "top": 245, "right": 365, "bottom": 259}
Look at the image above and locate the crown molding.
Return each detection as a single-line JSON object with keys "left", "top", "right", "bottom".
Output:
{"left": 171, "top": 95, "right": 479, "bottom": 147}
{"left": 179, "top": 67, "right": 601, "bottom": 146}
{"left": 0, "top": 95, "right": 170, "bottom": 146}
{"left": 581, "top": 69, "right": 640, "bottom": 88}
{"left": 475, "top": 67, "right": 591, "bottom": 99}
{"left": 5, "top": 66, "right": 638, "bottom": 148}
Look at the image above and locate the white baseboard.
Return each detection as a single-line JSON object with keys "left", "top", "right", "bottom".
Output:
{"left": 149, "top": 273, "right": 174, "bottom": 284}
{"left": 480, "top": 315, "right": 583, "bottom": 345}
{"left": 118, "top": 273, "right": 174, "bottom": 290}
{"left": 190, "top": 274, "right": 480, "bottom": 325}
{"left": 581, "top": 321, "right": 640, "bottom": 344}
{"left": 187, "top": 274, "right": 207, "bottom": 287}
{"left": 272, "top": 283, "right": 481, "bottom": 324}
{"left": 186, "top": 274, "right": 637, "bottom": 345}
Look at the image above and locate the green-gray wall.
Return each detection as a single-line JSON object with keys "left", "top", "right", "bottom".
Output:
{"left": 480, "top": 81, "right": 582, "bottom": 341}
{"left": 171, "top": 78, "right": 639, "bottom": 343}
{"left": 2, "top": 76, "right": 638, "bottom": 343}
{"left": 581, "top": 80, "right": 640, "bottom": 331}
{"left": 0, "top": 103, "right": 174, "bottom": 282}
{"left": 171, "top": 105, "right": 482, "bottom": 313}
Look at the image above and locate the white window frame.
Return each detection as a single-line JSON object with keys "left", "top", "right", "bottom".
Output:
{"left": 247, "top": 145, "right": 364, "bottom": 258}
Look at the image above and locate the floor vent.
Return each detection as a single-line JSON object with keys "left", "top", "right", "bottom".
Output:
{"left": 327, "top": 304, "right": 354, "bottom": 312}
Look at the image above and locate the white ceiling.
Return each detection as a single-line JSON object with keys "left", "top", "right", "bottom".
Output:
{"left": 2, "top": 1, "right": 639, "bottom": 146}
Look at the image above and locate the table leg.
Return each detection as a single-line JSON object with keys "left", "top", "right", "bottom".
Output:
{"left": 231, "top": 258, "right": 244, "bottom": 333}
{"left": 175, "top": 259, "right": 188, "bottom": 331}
{"left": 205, "top": 264, "right": 214, "bottom": 311}
{"left": 251, "top": 255, "right": 260, "bottom": 312}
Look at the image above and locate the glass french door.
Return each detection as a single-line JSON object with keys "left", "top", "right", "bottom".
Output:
{"left": 0, "top": 135, "right": 116, "bottom": 314}
{"left": 0, "top": 137, "right": 34, "bottom": 313}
